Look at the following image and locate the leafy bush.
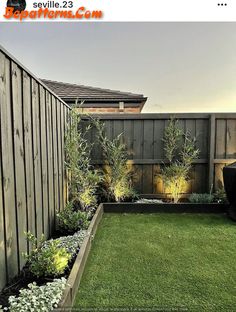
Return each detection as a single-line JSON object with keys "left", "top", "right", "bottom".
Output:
{"left": 160, "top": 118, "right": 199, "bottom": 203}
{"left": 57, "top": 202, "right": 90, "bottom": 234}
{"left": 45, "top": 230, "right": 87, "bottom": 258}
{"left": 189, "top": 193, "right": 214, "bottom": 203}
{"left": 4, "top": 278, "right": 66, "bottom": 312}
{"left": 65, "top": 109, "right": 101, "bottom": 210}
{"left": 214, "top": 188, "right": 228, "bottom": 204}
{"left": 93, "top": 119, "right": 136, "bottom": 202}
{"left": 24, "top": 233, "right": 71, "bottom": 278}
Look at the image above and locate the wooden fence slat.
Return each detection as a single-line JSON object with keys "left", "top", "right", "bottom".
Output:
{"left": 226, "top": 119, "right": 236, "bottom": 159}
{"left": 46, "top": 92, "right": 54, "bottom": 234}
{"left": 51, "top": 97, "right": 59, "bottom": 217}
{"left": 208, "top": 114, "right": 216, "bottom": 192}
{"left": 0, "top": 53, "right": 18, "bottom": 280}
{"left": 32, "top": 79, "right": 43, "bottom": 240}
{"left": 23, "top": 72, "right": 36, "bottom": 244}
{"left": 40, "top": 86, "right": 49, "bottom": 237}
{"left": 11, "top": 62, "right": 27, "bottom": 269}
{"left": 57, "top": 100, "right": 63, "bottom": 213}
{"left": 215, "top": 119, "right": 226, "bottom": 159}
{"left": 0, "top": 109, "right": 7, "bottom": 290}
{"left": 143, "top": 120, "right": 154, "bottom": 159}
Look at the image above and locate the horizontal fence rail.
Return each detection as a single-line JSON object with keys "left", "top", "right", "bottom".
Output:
{"left": 82, "top": 113, "right": 236, "bottom": 196}
{"left": 0, "top": 46, "right": 70, "bottom": 291}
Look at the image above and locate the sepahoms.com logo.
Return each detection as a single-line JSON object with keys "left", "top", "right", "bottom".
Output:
{"left": 4, "top": 0, "right": 103, "bottom": 20}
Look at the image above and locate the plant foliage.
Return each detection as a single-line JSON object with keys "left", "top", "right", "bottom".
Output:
{"left": 57, "top": 202, "right": 90, "bottom": 234}
{"left": 189, "top": 193, "right": 214, "bottom": 203}
{"left": 24, "top": 233, "right": 71, "bottom": 278}
{"left": 3, "top": 278, "right": 67, "bottom": 312}
{"left": 93, "top": 119, "right": 136, "bottom": 202}
{"left": 65, "top": 109, "right": 101, "bottom": 210}
{"left": 160, "top": 118, "right": 199, "bottom": 203}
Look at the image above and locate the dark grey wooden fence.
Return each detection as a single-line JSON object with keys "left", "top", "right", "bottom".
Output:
{"left": 84, "top": 113, "right": 236, "bottom": 196}
{"left": 0, "top": 46, "right": 70, "bottom": 291}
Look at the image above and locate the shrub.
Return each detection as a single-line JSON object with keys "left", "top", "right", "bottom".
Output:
{"left": 54, "top": 230, "right": 87, "bottom": 256}
{"left": 4, "top": 278, "right": 66, "bottom": 312}
{"left": 24, "top": 233, "right": 71, "bottom": 278}
{"left": 93, "top": 119, "right": 136, "bottom": 202}
{"left": 65, "top": 109, "right": 101, "bottom": 210}
{"left": 160, "top": 118, "right": 199, "bottom": 203}
{"left": 214, "top": 188, "right": 228, "bottom": 204}
{"left": 189, "top": 193, "right": 214, "bottom": 203}
{"left": 57, "top": 202, "right": 90, "bottom": 234}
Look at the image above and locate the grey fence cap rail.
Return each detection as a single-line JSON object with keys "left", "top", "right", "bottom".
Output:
{"left": 82, "top": 113, "right": 236, "bottom": 120}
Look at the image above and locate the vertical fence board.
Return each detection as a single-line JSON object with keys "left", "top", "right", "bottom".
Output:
{"left": 123, "top": 120, "right": 133, "bottom": 158}
{"left": 143, "top": 120, "right": 154, "bottom": 159}
{"left": 46, "top": 92, "right": 54, "bottom": 234}
{"left": 133, "top": 120, "right": 143, "bottom": 159}
{"left": 11, "top": 62, "right": 27, "bottom": 269}
{"left": 215, "top": 119, "right": 226, "bottom": 159}
{"left": 52, "top": 97, "right": 59, "bottom": 216}
{"left": 226, "top": 119, "right": 236, "bottom": 159}
{"left": 0, "top": 105, "right": 6, "bottom": 290}
{"left": 0, "top": 54, "right": 18, "bottom": 280}
{"left": 40, "top": 86, "right": 49, "bottom": 237}
{"left": 23, "top": 72, "right": 36, "bottom": 243}
{"left": 57, "top": 100, "right": 63, "bottom": 213}
{"left": 32, "top": 79, "right": 43, "bottom": 240}
{"left": 153, "top": 119, "right": 165, "bottom": 159}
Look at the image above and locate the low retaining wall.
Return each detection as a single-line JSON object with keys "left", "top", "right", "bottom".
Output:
{"left": 102, "top": 202, "right": 228, "bottom": 213}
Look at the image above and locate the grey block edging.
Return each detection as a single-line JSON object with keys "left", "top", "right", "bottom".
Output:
{"left": 54, "top": 203, "right": 104, "bottom": 311}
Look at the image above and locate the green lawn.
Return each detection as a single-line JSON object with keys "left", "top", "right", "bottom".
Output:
{"left": 74, "top": 213, "right": 236, "bottom": 311}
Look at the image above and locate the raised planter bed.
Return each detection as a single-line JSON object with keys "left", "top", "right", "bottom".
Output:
{"left": 102, "top": 202, "right": 228, "bottom": 214}
{"left": 55, "top": 203, "right": 103, "bottom": 311}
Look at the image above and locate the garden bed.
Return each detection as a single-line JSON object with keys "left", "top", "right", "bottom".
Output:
{"left": 54, "top": 204, "right": 103, "bottom": 311}
{"left": 103, "top": 202, "right": 228, "bottom": 214}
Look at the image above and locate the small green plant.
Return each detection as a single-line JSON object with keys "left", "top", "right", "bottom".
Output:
{"left": 57, "top": 202, "right": 90, "bottom": 234}
{"left": 65, "top": 108, "right": 101, "bottom": 210}
{"left": 93, "top": 119, "right": 136, "bottom": 202}
{"left": 189, "top": 193, "right": 214, "bottom": 203}
{"left": 160, "top": 118, "right": 199, "bottom": 203}
{"left": 24, "top": 232, "right": 71, "bottom": 278}
{"left": 6, "top": 278, "right": 67, "bottom": 312}
{"left": 214, "top": 188, "right": 228, "bottom": 204}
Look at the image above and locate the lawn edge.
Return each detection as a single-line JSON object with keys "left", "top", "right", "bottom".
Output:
{"left": 103, "top": 202, "right": 228, "bottom": 213}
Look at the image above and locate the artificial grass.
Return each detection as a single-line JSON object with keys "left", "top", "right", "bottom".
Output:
{"left": 74, "top": 213, "right": 236, "bottom": 311}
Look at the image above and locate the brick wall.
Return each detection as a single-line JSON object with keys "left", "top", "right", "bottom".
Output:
{"left": 76, "top": 107, "right": 141, "bottom": 114}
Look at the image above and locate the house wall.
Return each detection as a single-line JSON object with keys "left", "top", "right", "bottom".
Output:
{"left": 77, "top": 107, "right": 141, "bottom": 114}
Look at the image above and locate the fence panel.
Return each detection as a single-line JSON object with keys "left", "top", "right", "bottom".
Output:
{"left": 0, "top": 47, "right": 70, "bottom": 291}
{"left": 86, "top": 114, "right": 236, "bottom": 196}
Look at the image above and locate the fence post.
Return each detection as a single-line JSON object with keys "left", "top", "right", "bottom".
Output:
{"left": 208, "top": 114, "right": 216, "bottom": 192}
